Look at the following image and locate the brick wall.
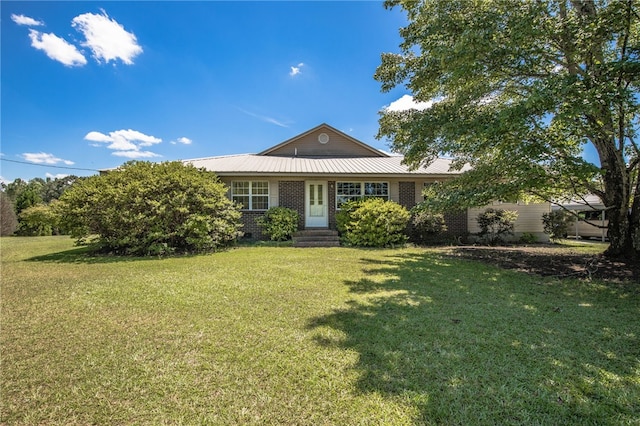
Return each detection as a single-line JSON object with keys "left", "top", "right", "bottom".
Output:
{"left": 278, "top": 181, "right": 305, "bottom": 231}
{"left": 240, "top": 210, "right": 266, "bottom": 240}
{"left": 444, "top": 210, "right": 468, "bottom": 237}
{"left": 328, "top": 181, "right": 336, "bottom": 230}
{"left": 399, "top": 182, "right": 416, "bottom": 209}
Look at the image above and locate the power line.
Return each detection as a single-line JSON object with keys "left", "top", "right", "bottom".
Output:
{"left": 0, "top": 158, "right": 100, "bottom": 172}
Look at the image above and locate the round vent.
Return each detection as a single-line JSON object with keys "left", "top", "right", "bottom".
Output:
{"left": 318, "top": 133, "right": 329, "bottom": 144}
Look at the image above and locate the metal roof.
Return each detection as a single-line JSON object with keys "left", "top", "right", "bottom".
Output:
{"left": 185, "top": 154, "right": 468, "bottom": 177}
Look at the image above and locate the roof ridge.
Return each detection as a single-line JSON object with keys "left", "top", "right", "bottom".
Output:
{"left": 183, "top": 153, "right": 256, "bottom": 162}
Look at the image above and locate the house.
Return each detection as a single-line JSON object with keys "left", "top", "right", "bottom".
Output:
{"left": 186, "top": 123, "right": 550, "bottom": 242}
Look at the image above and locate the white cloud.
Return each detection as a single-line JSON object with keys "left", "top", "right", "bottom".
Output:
{"left": 28, "top": 29, "right": 87, "bottom": 67}
{"left": 385, "top": 94, "right": 440, "bottom": 112}
{"left": 72, "top": 10, "right": 143, "bottom": 65}
{"left": 11, "top": 14, "right": 44, "bottom": 26}
{"left": 0, "top": 176, "right": 7, "bottom": 185}
{"left": 46, "top": 173, "right": 70, "bottom": 179}
{"left": 85, "top": 129, "right": 162, "bottom": 157}
{"left": 171, "top": 137, "right": 192, "bottom": 145}
{"left": 289, "top": 62, "right": 304, "bottom": 76}
{"left": 84, "top": 131, "right": 113, "bottom": 142}
{"left": 238, "top": 107, "right": 289, "bottom": 128}
{"left": 112, "top": 150, "right": 161, "bottom": 159}
{"left": 22, "top": 152, "right": 75, "bottom": 165}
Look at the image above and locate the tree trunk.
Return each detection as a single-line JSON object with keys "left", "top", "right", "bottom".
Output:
{"left": 599, "top": 144, "right": 639, "bottom": 260}
{"left": 604, "top": 206, "right": 638, "bottom": 260}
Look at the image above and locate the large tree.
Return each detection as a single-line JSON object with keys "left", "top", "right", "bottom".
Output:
{"left": 375, "top": 0, "right": 639, "bottom": 259}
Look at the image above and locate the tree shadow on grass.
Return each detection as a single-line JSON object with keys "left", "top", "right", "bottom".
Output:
{"left": 308, "top": 252, "right": 640, "bottom": 424}
{"left": 25, "top": 246, "right": 201, "bottom": 264}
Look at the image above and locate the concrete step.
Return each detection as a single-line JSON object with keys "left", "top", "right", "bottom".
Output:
{"left": 294, "top": 229, "right": 339, "bottom": 237}
{"left": 293, "top": 229, "right": 340, "bottom": 247}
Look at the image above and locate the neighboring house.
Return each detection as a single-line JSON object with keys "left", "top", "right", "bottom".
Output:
{"left": 186, "top": 123, "right": 550, "bottom": 241}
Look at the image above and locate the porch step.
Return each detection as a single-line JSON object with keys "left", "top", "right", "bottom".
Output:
{"left": 293, "top": 229, "right": 340, "bottom": 248}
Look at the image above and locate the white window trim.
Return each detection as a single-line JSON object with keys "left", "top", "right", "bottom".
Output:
{"left": 231, "top": 181, "right": 270, "bottom": 211}
{"left": 336, "top": 181, "right": 389, "bottom": 209}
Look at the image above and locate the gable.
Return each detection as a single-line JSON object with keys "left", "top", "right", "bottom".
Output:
{"left": 258, "top": 123, "right": 388, "bottom": 158}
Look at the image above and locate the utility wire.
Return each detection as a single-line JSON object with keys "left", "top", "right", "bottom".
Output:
{"left": 0, "top": 158, "right": 100, "bottom": 172}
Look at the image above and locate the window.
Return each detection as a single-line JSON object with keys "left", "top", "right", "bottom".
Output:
{"left": 579, "top": 210, "right": 607, "bottom": 221}
{"left": 231, "top": 181, "right": 269, "bottom": 210}
{"left": 336, "top": 181, "right": 389, "bottom": 208}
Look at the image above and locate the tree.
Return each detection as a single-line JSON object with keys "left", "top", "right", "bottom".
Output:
{"left": 41, "top": 175, "right": 81, "bottom": 203}
{"left": 3, "top": 178, "right": 28, "bottom": 206}
{"left": 17, "top": 204, "right": 58, "bottom": 236}
{"left": 15, "top": 186, "right": 43, "bottom": 215}
{"left": 0, "top": 192, "right": 18, "bottom": 236}
{"left": 57, "top": 161, "right": 243, "bottom": 255}
{"left": 375, "top": 0, "right": 639, "bottom": 259}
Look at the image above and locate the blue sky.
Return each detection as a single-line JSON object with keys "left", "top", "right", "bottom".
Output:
{"left": 1, "top": 1, "right": 411, "bottom": 182}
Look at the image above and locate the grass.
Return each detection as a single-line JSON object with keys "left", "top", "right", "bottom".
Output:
{"left": 1, "top": 236, "right": 639, "bottom": 425}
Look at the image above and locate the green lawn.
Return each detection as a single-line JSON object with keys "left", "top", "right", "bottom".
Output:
{"left": 1, "top": 237, "right": 638, "bottom": 425}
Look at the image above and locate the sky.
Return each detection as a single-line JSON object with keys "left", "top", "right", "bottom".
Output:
{"left": 1, "top": 1, "right": 412, "bottom": 183}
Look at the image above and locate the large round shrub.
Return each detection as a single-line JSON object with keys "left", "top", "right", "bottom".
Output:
{"left": 336, "top": 198, "right": 410, "bottom": 247}
{"left": 58, "top": 161, "right": 243, "bottom": 255}
{"left": 256, "top": 207, "right": 299, "bottom": 241}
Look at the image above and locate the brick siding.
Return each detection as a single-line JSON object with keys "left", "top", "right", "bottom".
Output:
{"left": 240, "top": 210, "right": 266, "bottom": 240}
{"left": 443, "top": 210, "right": 468, "bottom": 236}
{"left": 328, "top": 181, "right": 336, "bottom": 230}
{"left": 278, "top": 181, "right": 305, "bottom": 231}
{"left": 399, "top": 181, "right": 416, "bottom": 209}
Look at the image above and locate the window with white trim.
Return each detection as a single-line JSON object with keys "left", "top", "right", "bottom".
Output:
{"left": 231, "top": 181, "right": 269, "bottom": 210}
{"left": 336, "top": 181, "right": 389, "bottom": 208}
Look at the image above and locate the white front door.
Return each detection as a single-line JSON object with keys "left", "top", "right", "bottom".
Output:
{"left": 305, "top": 181, "right": 328, "bottom": 228}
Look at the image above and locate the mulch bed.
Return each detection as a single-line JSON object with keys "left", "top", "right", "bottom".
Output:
{"left": 443, "top": 245, "right": 639, "bottom": 283}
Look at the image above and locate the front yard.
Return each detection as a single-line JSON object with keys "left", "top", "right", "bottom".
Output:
{"left": 1, "top": 237, "right": 638, "bottom": 424}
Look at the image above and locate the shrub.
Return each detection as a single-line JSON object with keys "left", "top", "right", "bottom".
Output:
{"left": 57, "top": 161, "right": 243, "bottom": 256}
{"left": 256, "top": 207, "right": 300, "bottom": 241}
{"left": 542, "top": 210, "right": 576, "bottom": 241}
{"left": 519, "top": 232, "right": 537, "bottom": 244}
{"left": 17, "top": 203, "right": 59, "bottom": 236}
{"left": 476, "top": 208, "right": 518, "bottom": 245}
{"left": 410, "top": 209, "right": 448, "bottom": 244}
{"left": 336, "top": 198, "right": 410, "bottom": 247}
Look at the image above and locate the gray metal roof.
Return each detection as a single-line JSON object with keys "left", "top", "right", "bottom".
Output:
{"left": 185, "top": 154, "right": 468, "bottom": 177}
